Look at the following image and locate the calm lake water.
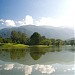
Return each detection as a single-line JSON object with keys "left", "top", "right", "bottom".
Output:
{"left": 0, "top": 45, "right": 75, "bottom": 75}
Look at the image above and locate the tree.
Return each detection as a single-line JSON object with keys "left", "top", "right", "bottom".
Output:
{"left": 50, "top": 39, "right": 55, "bottom": 45}
{"left": 0, "top": 35, "right": 3, "bottom": 43}
{"left": 55, "top": 39, "right": 63, "bottom": 46}
{"left": 69, "top": 40, "right": 74, "bottom": 46}
{"left": 11, "top": 31, "right": 18, "bottom": 43}
{"left": 43, "top": 39, "right": 51, "bottom": 46}
{"left": 3, "top": 38, "right": 12, "bottom": 43}
{"left": 39, "top": 36, "right": 46, "bottom": 45}
{"left": 21, "top": 33, "right": 28, "bottom": 44}
{"left": 11, "top": 31, "right": 28, "bottom": 44}
{"left": 30, "top": 32, "right": 41, "bottom": 45}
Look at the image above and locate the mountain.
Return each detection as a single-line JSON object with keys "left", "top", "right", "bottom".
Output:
{"left": 0, "top": 25, "right": 74, "bottom": 39}
{"left": 0, "top": 24, "right": 8, "bottom": 29}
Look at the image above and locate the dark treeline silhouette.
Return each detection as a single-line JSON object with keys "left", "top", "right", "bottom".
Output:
{"left": 0, "top": 31, "right": 75, "bottom": 46}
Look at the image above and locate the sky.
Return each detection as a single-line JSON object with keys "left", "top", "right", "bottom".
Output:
{"left": 0, "top": 0, "right": 75, "bottom": 29}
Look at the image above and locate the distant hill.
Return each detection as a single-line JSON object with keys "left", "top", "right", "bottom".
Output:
{"left": 65, "top": 38, "right": 75, "bottom": 41}
{"left": 0, "top": 25, "right": 74, "bottom": 40}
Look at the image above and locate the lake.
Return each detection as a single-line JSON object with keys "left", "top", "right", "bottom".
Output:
{"left": 0, "top": 45, "right": 75, "bottom": 75}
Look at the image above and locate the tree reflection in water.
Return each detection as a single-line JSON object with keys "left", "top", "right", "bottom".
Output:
{"left": 30, "top": 46, "right": 62, "bottom": 60}
{"left": 10, "top": 49, "right": 28, "bottom": 60}
{"left": 30, "top": 47, "right": 46, "bottom": 60}
{"left": 0, "top": 46, "right": 62, "bottom": 61}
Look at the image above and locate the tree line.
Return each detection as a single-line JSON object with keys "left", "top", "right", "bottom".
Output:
{"left": 0, "top": 31, "right": 75, "bottom": 46}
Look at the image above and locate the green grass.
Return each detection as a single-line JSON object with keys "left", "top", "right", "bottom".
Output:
{"left": 12, "top": 44, "right": 29, "bottom": 49}
{"left": 0, "top": 43, "right": 29, "bottom": 49}
{"left": 0, "top": 43, "right": 51, "bottom": 49}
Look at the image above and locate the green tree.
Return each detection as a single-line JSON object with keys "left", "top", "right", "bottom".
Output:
{"left": 40, "top": 36, "right": 46, "bottom": 45}
{"left": 69, "top": 40, "right": 74, "bottom": 46}
{"left": 21, "top": 33, "right": 28, "bottom": 44}
{"left": 55, "top": 39, "right": 63, "bottom": 46}
{"left": 30, "top": 32, "right": 41, "bottom": 45}
{"left": 11, "top": 31, "right": 28, "bottom": 44}
{"left": 3, "top": 38, "right": 12, "bottom": 43}
{"left": 50, "top": 39, "right": 55, "bottom": 45}
{"left": 43, "top": 39, "right": 51, "bottom": 46}
{"left": 11, "top": 31, "right": 18, "bottom": 43}
{"left": 0, "top": 35, "right": 3, "bottom": 43}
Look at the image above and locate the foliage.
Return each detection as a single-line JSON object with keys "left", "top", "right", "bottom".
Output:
{"left": 0, "top": 36, "right": 3, "bottom": 43}
{"left": 3, "top": 38, "right": 12, "bottom": 43}
{"left": 11, "top": 31, "right": 28, "bottom": 44}
{"left": 0, "top": 31, "right": 74, "bottom": 46}
{"left": 64, "top": 40, "right": 75, "bottom": 46}
{"left": 55, "top": 39, "right": 63, "bottom": 46}
{"left": 30, "top": 32, "right": 41, "bottom": 45}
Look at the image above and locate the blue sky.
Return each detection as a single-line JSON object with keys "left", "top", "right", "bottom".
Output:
{"left": 0, "top": 0, "right": 75, "bottom": 29}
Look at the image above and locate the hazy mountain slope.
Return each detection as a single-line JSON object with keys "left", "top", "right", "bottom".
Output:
{"left": 0, "top": 26, "right": 32, "bottom": 38}
{"left": 0, "top": 25, "right": 74, "bottom": 39}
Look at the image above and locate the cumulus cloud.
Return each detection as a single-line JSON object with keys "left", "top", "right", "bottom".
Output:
{"left": 25, "top": 15, "right": 33, "bottom": 25}
{"left": 0, "top": 14, "right": 74, "bottom": 28}
{"left": 0, "top": 19, "right": 16, "bottom": 27}
{"left": 16, "top": 15, "right": 74, "bottom": 28}
{"left": 35, "top": 17, "right": 54, "bottom": 26}
{"left": 17, "top": 15, "right": 33, "bottom": 26}
{"left": 5, "top": 20, "right": 16, "bottom": 27}
{"left": 17, "top": 21, "right": 25, "bottom": 25}
{"left": 34, "top": 16, "right": 74, "bottom": 28}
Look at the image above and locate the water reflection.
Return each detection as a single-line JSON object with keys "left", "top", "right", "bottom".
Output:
{"left": 10, "top": 49, "right": 27, "bottom": 60}
{"left": 0, "top": 46, "right": 75, "bottom": 75}
{"left": 49, "top": 46, "right": 62, "bottom": 52}
{"left": 69, "top": 46, "right": 75, "bottom": 52}
{"left": 30, "top": 47, "right": 46, "bottom": 60}
{"left": 0, "top": 46, "right": 74, "bottom": 65}
{"left": 0, "top": 60, "right": 55, "bottom": 75}
{"left": 0, "top": 46, "right": 62, "bottom": 61}
{"left": 0, "top": 60, "right": 74, "bottom": 75}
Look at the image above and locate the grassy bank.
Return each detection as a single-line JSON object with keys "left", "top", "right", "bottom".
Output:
{"left": 0, "top": 43, "right": 29, "bottom": 49}
{"left": 0, "top": 43, "right": 50, "bottom": 49}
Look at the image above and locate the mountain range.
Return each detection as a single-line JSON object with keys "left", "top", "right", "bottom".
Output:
{"left": 0, "top": 25, "right": 74, "bottom": 40}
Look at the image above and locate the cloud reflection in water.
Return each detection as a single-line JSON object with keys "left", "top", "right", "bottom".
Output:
{"left": 0, "top": 62, "right": 55, "bottom": 75}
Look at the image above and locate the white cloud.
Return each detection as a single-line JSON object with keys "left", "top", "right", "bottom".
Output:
{"left": 33, "top": 0, "right": 75, "bottom": 28}
{"left": 0, "top": 19, "right": 16, "bottom": 27}
{"left": 0, "top": 19, "right": 4, "bottom": 22}
{"left": 0, "top": 1, "right": 75, "bottom": 28}
{"left": 25, "top": 15, "right": 33, "bottom": 25}
{"left": 17, "top": 15, "right": 33, "bottom": 26}
{"left": 34, "top": 16, "right": 74, "bottom": 28}
{"left": 0, "top": 13, "right": 74, "bottom": 28}
{"left": 34, "top": 17, "right": 54, "bottom": 26}
{"left": 17, "top": 21, "right": 25, "bottom": 25}
{"left": 16, "top": 14, "right": 74, "bottom": 28}
{"left": 5, "top": 20, "right": 16, "bottom": 27}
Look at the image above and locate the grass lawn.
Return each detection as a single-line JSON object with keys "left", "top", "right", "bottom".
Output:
{"left": 0, "top": 43, "right": 29, "bottom": 49}
{"left": 0, "top": 43, "right": 50, "bottom": 49}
